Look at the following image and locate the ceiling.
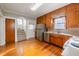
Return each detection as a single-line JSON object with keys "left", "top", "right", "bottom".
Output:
{"left": 0, "top": 3, "right": 69, "bottom": 19}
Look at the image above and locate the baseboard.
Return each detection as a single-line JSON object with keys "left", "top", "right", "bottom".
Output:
{"left": 27, "top": 37, "right": 35, "bottom": 40}
{"left": 0, "top": 42, "right": 5, "bottom": 47}
{"left": 17, "top": 39, "right": 27, "bottom": 42}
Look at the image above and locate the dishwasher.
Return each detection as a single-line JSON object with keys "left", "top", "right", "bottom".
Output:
{"left": 44, "top": 32, "right": 50, "bottom": 42}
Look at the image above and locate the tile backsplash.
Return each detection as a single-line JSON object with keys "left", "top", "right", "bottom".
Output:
{"left": 52, "top": 28, "right": 79, "bottom": 37}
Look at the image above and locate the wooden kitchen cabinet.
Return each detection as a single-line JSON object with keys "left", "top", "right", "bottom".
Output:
{"left": 37, "top": 15, "right": 46, "bottom": 24}
{"left": 50, "top": 34, "right": 63, "bottom": 47}
{"left": 74, "top": 4, "right": 79, "bottom": 28}
{"left": 66, "top": 3, "right": 79, "bottom": 28}
{"left": 66, "top": 4, "right": 76, "bottom": 28}
{"left": 45, "top": 13, "right": 52, "bottom": 29}
{"left": 49, "top": 34, "right": 71, "bottom": 48}
{"left": 36, "top": 3, "right": 79, "bottom": 29}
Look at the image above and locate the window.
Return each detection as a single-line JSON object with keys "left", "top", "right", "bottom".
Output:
{"left": 28, "top": 24, "right": 35, "bottom": 30}
{"left": 54, "top": 17, "right": 65, "bottom": 29}
{"left": 17, "top": 17, "right": 26, "bottom": 29}
{"left": 17, "top": 18, "right": 23, "bottom": 25}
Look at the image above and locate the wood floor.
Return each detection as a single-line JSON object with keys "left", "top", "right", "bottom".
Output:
{"left": 0, "top": 39, "right": 62, "bottom": 56}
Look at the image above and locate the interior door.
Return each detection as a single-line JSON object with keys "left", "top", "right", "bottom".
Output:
{"left": 6, "top": 18, "right": 15, "bottom": 44}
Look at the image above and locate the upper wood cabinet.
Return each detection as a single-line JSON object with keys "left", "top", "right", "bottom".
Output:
{"left": 45, "top": 13, "right": 53, "bottom": 29}
{"left": 36, "top": 17, "right": 40, "bottom": 24}
{"left": 51, "top": 6, "right": 66, "bottom": 17}
{"left": 42, "top": 15, "right": 46, "bottom": 24}
{"left": 66, "top": 3, "right": 79, "bottom": 28}
{"left": 75, "top": 4, "right": 79, "bottom": 28}
{"left": 37, "top": 16, "right": 46, "bottom": 24}
{"left": 66, "top": 4, "right": 76, "bottom": 28}
{"left": 36, "top": 3, "right": 79, "bottom": 29}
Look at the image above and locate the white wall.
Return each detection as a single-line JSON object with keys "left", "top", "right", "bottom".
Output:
{"left": 4, "top": 12, "right": 36, "bottom": 40}
{"left": 0, "top": 11, "right": 18, "bottom": 46}
{"left": 0, "top": 9, "right": 5, "bottom": 46}
{"left": 0, "top": 17, "right": 5, "bottom": 46}
{"left": 0, "top": 10, "right": 36, "bottom": 46}
{"left": 26, "top": 19, "right": 36, "bottom": 39}
{"left": 0, "top": 9, "right": 3, "bottom": 16}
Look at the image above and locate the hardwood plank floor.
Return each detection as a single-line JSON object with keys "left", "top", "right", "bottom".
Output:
{"left": 0, "top": 39, "right": 62, "bottom": 56}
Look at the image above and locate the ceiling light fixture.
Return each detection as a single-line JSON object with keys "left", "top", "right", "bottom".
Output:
{"left": 31, "top": 3, "right": 43, "bottom": 11}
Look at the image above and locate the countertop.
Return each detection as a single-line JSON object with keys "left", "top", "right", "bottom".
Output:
{"left": 44, "top": 31, "right": 72, "bottom": 36}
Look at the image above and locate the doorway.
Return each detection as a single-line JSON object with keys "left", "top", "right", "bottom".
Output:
{"left": 5, "top": 18, "right": 15, "bottom": 44}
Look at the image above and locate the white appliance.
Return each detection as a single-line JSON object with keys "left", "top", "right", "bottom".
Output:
{"left": 62, "top": 36, "right": 79, "bottom": 56}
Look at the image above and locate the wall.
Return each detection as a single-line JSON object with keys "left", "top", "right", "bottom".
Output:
{"left": 26, "top": 19, "right": 36, "bottom": 39}
{"left": 4, "top": 16, "right": 18, "bottom": 43}
{"left": 0, "top": 11, "right": 36, "bottom": 45}
{"left": 0, "top": 17, "right": 5, "bottom": 46}
{"left": 0, "top": 9, "right": 20, "bottom": 46}
{"left": 0, "top": 9, "right": 5, "bottom": 46}
{"left": 36, "top": 3, "right": 79, "bottom": 30}
{"left": 3, "top": 12, "right": 25, "bottom": 42}
{"left": 4, "top": 12, "right": 36, "bottom": 40}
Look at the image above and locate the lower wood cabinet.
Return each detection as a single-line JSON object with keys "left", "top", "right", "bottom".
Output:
{"left": 49, "top": 34, "right": 71, "bottom": 48}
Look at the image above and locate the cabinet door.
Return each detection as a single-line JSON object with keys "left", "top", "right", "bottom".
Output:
{"left": 66, "top": 4, "right": 76, "bottom": 28}
{"left": 56, "top": 37, "right": 63, "bottom": 47}
{"left": 37, "top": 18, "right": 40, "bottom": 24}
{"left": 45, "top": 13, "right": 52, "bottom": 28}
{"left": 50, "top": 36, "right": 56, "bottom": 44}
{"left": 50, "top": 36, "right": 63, "bottom": 47}
{"left": 75, "top": 4, "right": 79, "bottom": 27}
